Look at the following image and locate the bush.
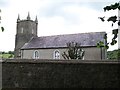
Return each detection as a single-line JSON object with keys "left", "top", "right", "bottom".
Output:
{"left": 117, "top": 49, "right": 120, "bottom": 59}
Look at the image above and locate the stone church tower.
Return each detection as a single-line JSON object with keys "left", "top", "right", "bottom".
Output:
{"left": 14, "top": 13, "right": 38, "bottom": 58}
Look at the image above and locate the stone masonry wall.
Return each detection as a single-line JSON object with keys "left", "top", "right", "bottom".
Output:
{"left": 2, "top": 59, "right": 120, "bottom": 88}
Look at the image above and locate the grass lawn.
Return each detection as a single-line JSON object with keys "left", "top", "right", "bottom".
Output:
{"left": 0, "top": 54, "right": 14, "bottom": 59}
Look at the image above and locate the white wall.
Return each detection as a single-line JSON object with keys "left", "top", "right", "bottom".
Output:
{"left": 21, "top": 47, "right": 106, "bottom": 60}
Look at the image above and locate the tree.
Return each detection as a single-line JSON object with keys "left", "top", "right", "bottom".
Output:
{"left": 118, "top": 49, "right": 120, "bottom": 59}
{"left": 8, "top": 54, "right": 13, "bottom": 58}
{"left": 2, "top": 51, "right": 5, "bottom": 54}
{"left": 107, "top": 49, "right": 120, "bottom": 60}
{"left": 0, "top": 9, "right": 4, "bottom": 32}
{"left": 62, "top": 42, "right": 85, "bottom": 60}
{"left": 97, "top": 2, "right": 120, "bottom": 49}
{"left": 97, "top": 2, "right": 120, "bottom": 59}
{"left": 8, "top": 51, "right": 14, "bottom": 54}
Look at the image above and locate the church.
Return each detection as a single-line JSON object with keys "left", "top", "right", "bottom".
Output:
{"left": 14, "top": 13, "right": 107, "bottom": 60}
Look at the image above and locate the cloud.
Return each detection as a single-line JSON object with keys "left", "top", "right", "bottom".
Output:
{"left": 0, "top": 0, "right": 10, "bottom": 7}
{"left": 0, "top": 0, "right": 119, "bottom": 51}
{"left": 39, "top": 5, "right": 102, "bottom": 35}
{"left": 39, "top": 16, "right": 66, "bottom": 36}
{"left": 39, "top": 3, "right": 118, "bottom": 51}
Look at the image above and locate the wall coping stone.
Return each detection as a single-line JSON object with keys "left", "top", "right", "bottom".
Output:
{"left": 1, "top": 59, "right": 120, "bottom": 64}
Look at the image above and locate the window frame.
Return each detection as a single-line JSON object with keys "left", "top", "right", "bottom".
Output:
{"left": 32, "top": 29, "right": 34, "bottom": 34}
{"left": 33, "top": 50, "right": 39, "bottom": 59}
{"left": 53, "top": 50, "right": 60, "bottom": 59}
{"left": 21, "top": 27, "right": 23, "bottom": 33}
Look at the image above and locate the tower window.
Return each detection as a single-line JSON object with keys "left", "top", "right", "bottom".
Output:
{"left": 32, "top": 29, "right": 34, "bottom": 34}
{"left": 21, "top": 28, "right": 23, "bottom": 33}
{"left": 33, "top": 50, "right": 39, "bottom": 59}
{"left": 53, "top": 50, "right": 60, "bottom": 59}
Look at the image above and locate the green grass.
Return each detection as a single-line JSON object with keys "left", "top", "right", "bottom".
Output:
{"left": 0, "top": 54, "right": 14, "bottom": 59}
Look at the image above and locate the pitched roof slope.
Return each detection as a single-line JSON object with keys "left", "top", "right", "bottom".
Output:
{"left": 21, "top": 32, "right": 106, "bottom": 49}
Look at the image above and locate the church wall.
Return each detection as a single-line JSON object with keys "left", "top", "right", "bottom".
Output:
{"left": 22, "top": 47, "right": 105, "bottom": 60}
{"left": 22, "top": 49, "right": 66, "bottom": 59}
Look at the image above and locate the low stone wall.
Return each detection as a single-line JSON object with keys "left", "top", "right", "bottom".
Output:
{"left": 1, "top": 59, "right": 120, "bottom": 88}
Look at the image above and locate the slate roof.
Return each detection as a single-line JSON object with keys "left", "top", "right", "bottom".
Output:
{"left": 21, "top": 32, "right": 106, "bottom": 49}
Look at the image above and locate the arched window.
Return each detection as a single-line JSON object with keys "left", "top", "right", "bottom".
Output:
{"left": 53, "top": 50, "right": 60, "bottom": 59}
{"left": 21, "top": 28, "right": 23, "bottom": 33}
{"left": 82, "top": 56, "right": 85, "bottom": 60}
{"left": 33, "top": 50, "right": 39, "bottom": 59}
{"left": 32, "top": 29, "right": 34, "bottom": 34}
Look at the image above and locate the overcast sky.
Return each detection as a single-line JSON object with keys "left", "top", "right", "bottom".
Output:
{"left": 0, "top": 0, "right": 119, "bottom": 52}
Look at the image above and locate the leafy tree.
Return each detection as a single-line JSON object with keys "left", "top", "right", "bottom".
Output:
{"left": 8, "top": 54, "right": 13, "bottom": 58}
{"left": 62, "top": 42, "right": 85, "bottom": 60}
{"left": 117, "top": 49, "right": 120, "bottom": 59}
{"left": 97, "top": 2, "right": 120, "bottom": 59}
{"left": 2, "top": 51, "right": 5, "bottom": 54}
{"left": 107, "top": 50, "right": 118, "bottom": 60}
{"left": 0, "top": 9, "right": 4, "bottom": 32}
{"left": 97, "top": 2, "right": 120, "bottom": 49}
{"left": 8, "top": 51, "right": 14, "bottom": 54}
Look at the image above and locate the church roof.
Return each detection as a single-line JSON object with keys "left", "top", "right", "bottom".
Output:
{"left": 21, "top": 32, "right": 106, "bottom": 49}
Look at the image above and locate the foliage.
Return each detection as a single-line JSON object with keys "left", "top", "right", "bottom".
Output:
{"left": 1, "top": 26, "right": 4, "bottom": 32}
{"left": 0, "top": 9, "right": 4, "bottom": 32}
{"left": 107, "top": 49, "right": 120, "bottom": 60}
{"left": 0, "top": 51, "right": 14, "bottom": 59}
{"left": 0, "top": 54, "right": 14, "bottom": 59}
{"left": 117, "top": 49, "right": 120, "bottom": 59}
{"left": 8, "top": 51, "right": 14, "bottom": 54}
{"left": 62, "top": 42, "right": 85, "bottom": 60}
{"left": 8, "top": 54, "right": 13, "bottom": 58}
{"left": 97, "top": 2, "right": 120, "bottom": 49}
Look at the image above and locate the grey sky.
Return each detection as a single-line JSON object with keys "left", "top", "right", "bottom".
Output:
{"left": 0, "top": 0, "right": 119, "bottom": 51}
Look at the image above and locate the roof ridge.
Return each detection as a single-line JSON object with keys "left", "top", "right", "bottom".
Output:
{"left": 38, "top": 31, "right": 106, "bottom": 38}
